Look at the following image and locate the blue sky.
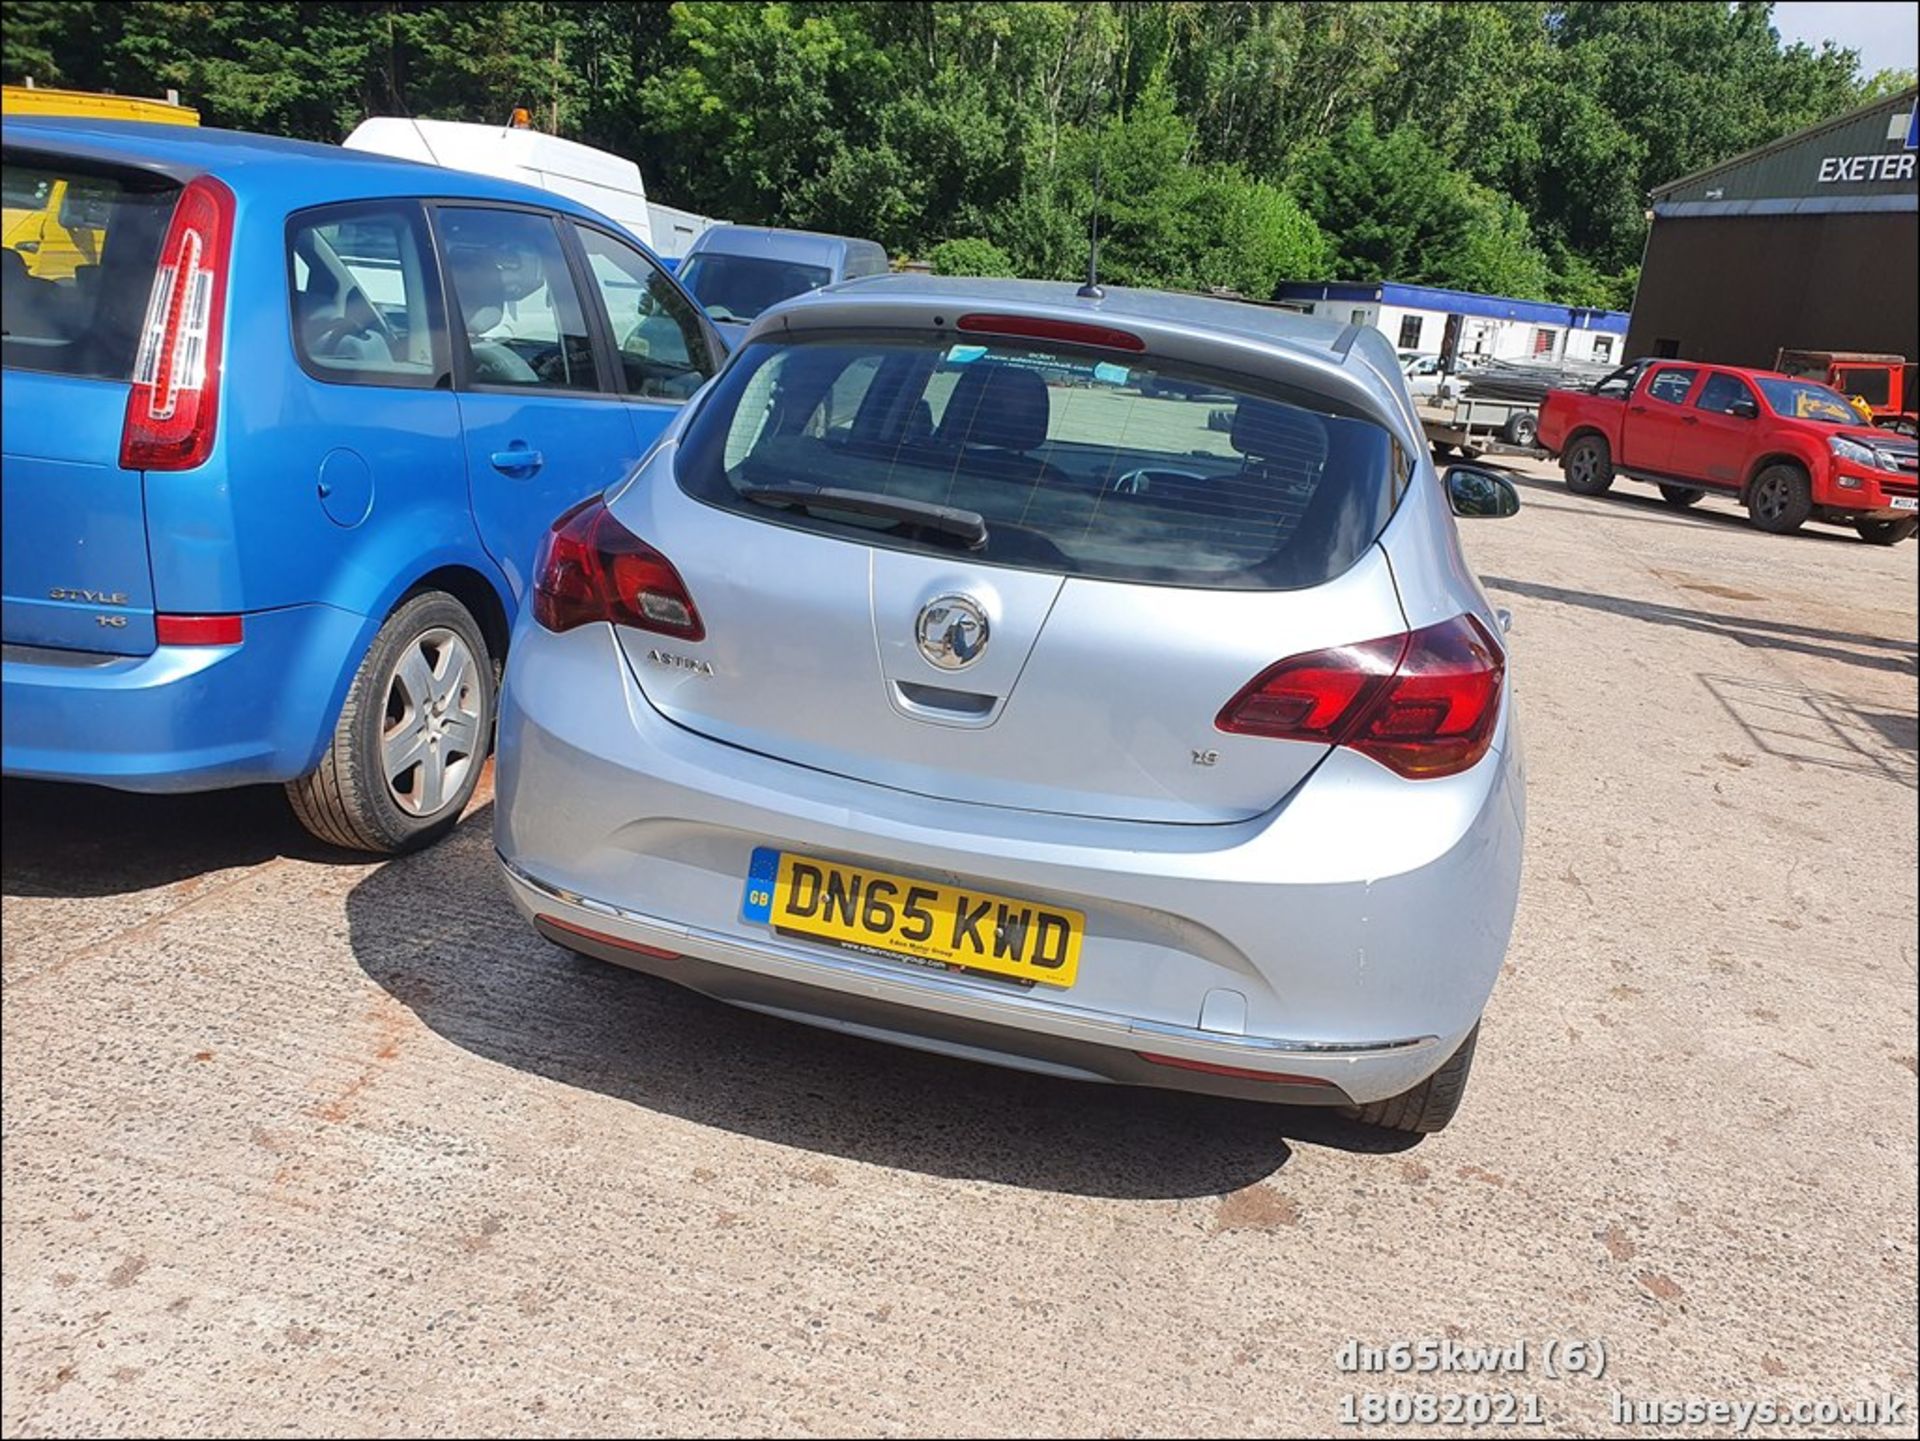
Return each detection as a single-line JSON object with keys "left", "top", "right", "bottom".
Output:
{"left": 1771, "top": 1, "right": 1919, "bottom": 76}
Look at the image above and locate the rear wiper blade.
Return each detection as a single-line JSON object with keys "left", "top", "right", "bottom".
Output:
{"left": 740, "top": 484, "right": 989, "bottom": 550}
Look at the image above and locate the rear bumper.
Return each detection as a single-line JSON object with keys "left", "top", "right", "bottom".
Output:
{"left": 1, "top": 603, "right": 366, "bottom": 792}
{"left": 493, "top": 622, "right": 1527, "bottom": 1106}
{"left": 506, "top": 861, "right": 1371, "bottom": 1107}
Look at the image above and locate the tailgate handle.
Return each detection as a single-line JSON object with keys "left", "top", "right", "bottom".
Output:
{"left": 895, "top": 680, "right": 997, "bottom": 720}
{"left": 490, "top": 445, "right": 544, "bottom": 476}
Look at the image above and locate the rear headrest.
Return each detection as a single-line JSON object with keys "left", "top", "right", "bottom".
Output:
{"left": 936, "top": 362, "right": 1049, "bottom": 453}
{"left": 1231, "top": 398, "right": 1330, "bottom": 471}
{"left": 447, "top": 249, "right": 505, "bottom": 334}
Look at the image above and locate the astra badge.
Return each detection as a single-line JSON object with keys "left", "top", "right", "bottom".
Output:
{"left": 915, "top": 594, "right": 989, "bottom": 670}
{"left": 646, "top": 648, "right": 714, "bottom": 676}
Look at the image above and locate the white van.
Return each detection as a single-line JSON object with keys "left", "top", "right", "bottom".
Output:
{"left": 345, "top": 117, "right": 659, "bottom": 251}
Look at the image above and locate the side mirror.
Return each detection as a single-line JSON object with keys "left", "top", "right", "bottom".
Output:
{"left": 1445, "top": 465, "right": 1520, "bottom": 519}
{"left": 1728, "top": 397, "right": 1759, "bottom": 419}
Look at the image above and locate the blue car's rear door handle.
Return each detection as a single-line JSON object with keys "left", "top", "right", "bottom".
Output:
{"left": 490, "top": 446, "right": 544, "bottom": 477}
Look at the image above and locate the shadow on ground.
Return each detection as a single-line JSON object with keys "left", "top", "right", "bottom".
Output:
{"left": 1486, "top": 465, "right": 1871, "bottom": 545}
{"left": 0, "top": 778, "right": 343, "bottom": 898}
{"left": 1701, "top": 672, "right": 1918, "bottom": 788}
{"left": 1484, "top": 574, "right": 1919, "bottom": 679}
{"left": 346, "top": 809, "right": 1415, "bottom": 1200}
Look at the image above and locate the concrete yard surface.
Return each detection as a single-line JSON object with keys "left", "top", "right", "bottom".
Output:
{"left": 3, "top": 458, "right": 1916, "bottom": 1437}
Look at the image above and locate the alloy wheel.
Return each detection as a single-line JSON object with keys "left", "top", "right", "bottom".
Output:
{"left": 380, "top": 627, "right": 483, "bottom": 817}
{"left": 1753, "top": 475, "right": 1788, "bottom": 523}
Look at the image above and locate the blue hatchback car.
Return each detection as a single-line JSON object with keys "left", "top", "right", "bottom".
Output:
{"left": 2, "top": 120, "right": 725, "bottom": 850}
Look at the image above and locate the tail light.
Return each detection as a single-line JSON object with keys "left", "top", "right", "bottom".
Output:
{"left": 532, "top": 496, "right": 704, "bottom": 639}
{"left": 1217, "top": 614, "right": 1504, "bottom": 779}
{"left": 121, "top": 176, "right": 235, "bottom": 472}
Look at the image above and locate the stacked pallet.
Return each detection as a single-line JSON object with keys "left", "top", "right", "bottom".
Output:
{"left": 1451, "top": 357, "right": 1616, "bottom": 403}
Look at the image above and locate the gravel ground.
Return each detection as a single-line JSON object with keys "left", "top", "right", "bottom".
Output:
{"left": 4, "top": 458, "right": 1915, "bottom": 1438}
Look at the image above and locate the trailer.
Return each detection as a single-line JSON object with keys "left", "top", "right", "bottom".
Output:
{"left": 1416, "top": 396, "right": 1546, "bottom": 459}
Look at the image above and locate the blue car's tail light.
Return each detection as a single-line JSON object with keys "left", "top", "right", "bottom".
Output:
{"left": 121, "top": 175, "right": 235, "bottom": 472}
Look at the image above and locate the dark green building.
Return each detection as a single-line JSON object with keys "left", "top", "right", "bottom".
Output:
{"left": 1626, "top": 87, "right": 1918, "bottom": 369}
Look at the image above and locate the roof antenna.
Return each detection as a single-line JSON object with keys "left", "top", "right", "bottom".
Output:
{"left": 1077, "top": 154, "right": 1105, "bottom": 300}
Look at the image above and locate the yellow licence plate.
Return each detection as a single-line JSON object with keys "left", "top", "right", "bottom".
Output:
{"left": 741, "top": 847, "right": 1083, "bottom": 987}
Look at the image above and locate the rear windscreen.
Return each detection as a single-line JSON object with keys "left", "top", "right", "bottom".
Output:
{"left": 678, "top": 253, "right": 834, "bottom": 324}
{"left": 674, "top": 334, "right": 1410, "bottom": 589}
{"left": 1, "top": 155, "right": 178, "bottom": 381}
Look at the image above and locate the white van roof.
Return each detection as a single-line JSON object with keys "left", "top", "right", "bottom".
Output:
{"left": 343, "top": 118, "right": 654, "bottom": 248}
{"left": 346, "top": 118, "right": 640, "bottom": 189}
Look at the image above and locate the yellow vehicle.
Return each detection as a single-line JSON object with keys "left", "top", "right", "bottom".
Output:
{"left": 2, "top": 84, "right": 198, "bottom": 279}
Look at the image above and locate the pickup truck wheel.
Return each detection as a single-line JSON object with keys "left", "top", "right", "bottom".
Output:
{"left": 1856, "top": 517, "right": 1918, "bottom": 545}
{"left": 1659, "top": 484, "right": 1705, "bottom": 508}
{"left": 1343, "top": 1023, "right": 1480, "bottom": 1134}
{"left": 1563, "top": 434, "right": 1613, "bottom": 495}
{"left": 286, "top": 591, "right": 495, "bottom": 854}
{"left": 1747, "top": 464, "right": 1813, "bottom": 535}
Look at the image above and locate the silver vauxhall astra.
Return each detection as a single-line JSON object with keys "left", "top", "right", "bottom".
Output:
{"left": 494, "top": 277, "right": 1526, "bottom": 1133}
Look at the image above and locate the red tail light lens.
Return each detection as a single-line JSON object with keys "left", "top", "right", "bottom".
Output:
{"left": 121, "top": 176, "right": 235, "bottom": 472}
{"left": 532, "top": 496, "right": 705, "bottom": 640}
{"left": 1217, "top": 615, "right": 1504, "bottom": 779}
{"left": 955, "top": 313, "right": 1146, "bottom": 352}
{"left": 155, "top": 613, "right": 243, "bottom": 646}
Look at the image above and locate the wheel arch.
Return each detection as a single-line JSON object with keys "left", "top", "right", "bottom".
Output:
{"left": 294, "top": 552, "right": 517, "bottom": 778}
{"left": 402, "top": 564, "right": 513, "bottom": 670}
{"left": 1740, "top": 452, "right": 1812, "bottom": 502}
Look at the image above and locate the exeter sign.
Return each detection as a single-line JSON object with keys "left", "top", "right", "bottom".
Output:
{"left": 1815, "top": 152, "right": 1916, "bottom": 184}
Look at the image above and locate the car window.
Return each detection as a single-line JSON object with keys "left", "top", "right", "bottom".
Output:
{"left": 2, "top": 158, "right": 178, "bottom": 381}
{"left": 573, "top": 224, "right": 718, "bottom": 402}
{"left": 438, "top": 207, "right": 598, "bottom": 391}
{"left": 1645, "top": 367, "right": 1698, "bottom": 405}
{"left": 678, "top": 335, "right": 1410, "bottom": 591}
{"left": 1753, "top": 377, "right": 1861, "bottom": 425}
{"left": 288, "top": 203, "right": 446, "bottom": 387}
{"left": 677, "top": 252, "right": 833, "bottom": 324}
{"left": 1693, "top": 373, "right": 1755, "bottom": 415}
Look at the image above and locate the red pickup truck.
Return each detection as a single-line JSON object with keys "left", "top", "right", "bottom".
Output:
{"left": 1538, "top": 360, "right": 1920, "bottom": 544}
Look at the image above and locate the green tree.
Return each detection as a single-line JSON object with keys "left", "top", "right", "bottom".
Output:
{"left": 1293, "top": 115, "right": 1551, "bottom": 297}
{"left": 927, "top": 236, "right": 1014, "bottom": 276}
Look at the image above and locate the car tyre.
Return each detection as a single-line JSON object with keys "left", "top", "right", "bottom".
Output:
{"left": 1658, "top": 484, "right": 1705, "bottom": 508}
{"left": 1343, "top": 1023, "right": 1479, "bottom": 1134}
{"left": 1501, "top": 411, "right": 1539, "bottom": 448}
{"left": 1746, "top": 463, "right": 1813, "bottom": 535}
{"left": 287, "top": 590, "right": 494, "bottom": 854}
{"left": 1562, "top": 434, "right": 1613, "bottom": 495}
{"left": 1856, "top": 516, "right": 1918, "bottom": 545}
